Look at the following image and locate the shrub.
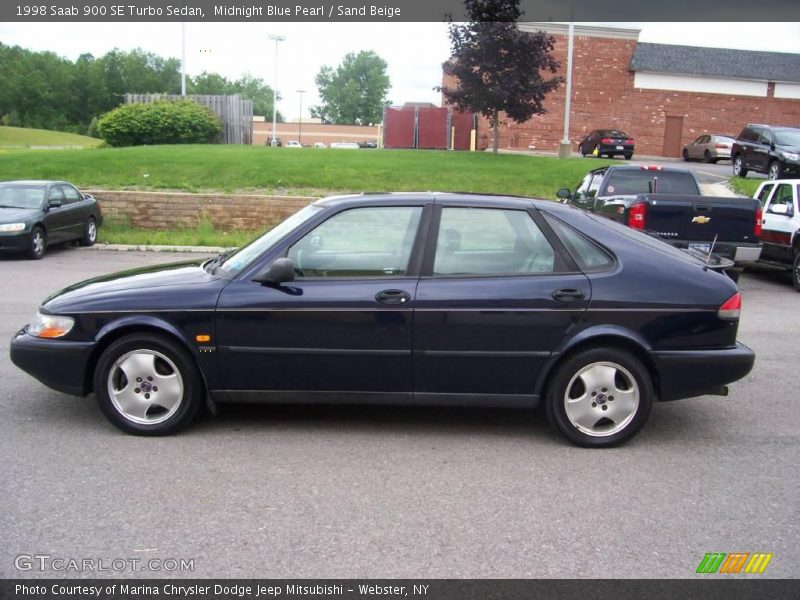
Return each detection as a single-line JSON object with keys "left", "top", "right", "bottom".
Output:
{"left": 87, "top": 116, "right": 100, "bottom": 138}
{"left": 97, "top": 100, "right": 222, "bottom": 147}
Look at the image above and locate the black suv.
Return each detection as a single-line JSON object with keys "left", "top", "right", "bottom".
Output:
{"left": 731, "top": 124, "right": 800, "bottom": 180}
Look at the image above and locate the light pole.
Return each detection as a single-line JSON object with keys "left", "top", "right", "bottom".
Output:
{"left": 268, "top": 34, "right": 285, "bottom": 146}
{"left": 181, "top": 22, "right": 186, "bottom": 96}
{"left": 296, "top": 89, "right": 306, "bottom": 145}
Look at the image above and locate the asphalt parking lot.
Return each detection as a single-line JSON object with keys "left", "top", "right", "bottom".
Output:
{"left": 0, "top": 247, "right": 797, "bottom": 579}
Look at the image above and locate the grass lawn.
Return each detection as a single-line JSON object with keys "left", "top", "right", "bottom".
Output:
{"left": 0, "top": 144, "right": 615, "bottom": 198}
{"left": 98, "top": 216, "right": 256, "bottom": 248}
{"left": 0, "top": 126, "right": 102, "bottom": 149}
{"left": 729, "top": 177, "right": 763, "bottom": 198}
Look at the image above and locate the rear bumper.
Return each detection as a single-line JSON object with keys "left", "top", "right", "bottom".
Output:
{"left": 652, "top": 342, "right": 755, "bottom": 401}
{"left": 673, "top": 241, "right": 762, "bottom": 265}
{"left": 10, "top": 329, "right": 94, "bottom": 396}
{"left": 598, "top": 143, "right": 634, "bottom": 155}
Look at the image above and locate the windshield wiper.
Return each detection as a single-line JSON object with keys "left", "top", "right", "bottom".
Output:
{"left": 206, "top": 249, "right": 234, "bottom": 275}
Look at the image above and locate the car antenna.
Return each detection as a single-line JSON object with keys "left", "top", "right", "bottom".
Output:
{"left": 706, "top": 234, "right": 718, "bottom": 263}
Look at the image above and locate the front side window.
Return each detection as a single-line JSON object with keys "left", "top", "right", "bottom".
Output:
{"left": 287, "top": 206, "right": 422, "bottom": 277}
{"left": 433, "top": 208, "right": 556, "bottom": 275}
{"left": 770, "top": 184, "right": 794, "bottom": 214}
{"left": 757, "top": 183, "right": 775, "bottom": 207}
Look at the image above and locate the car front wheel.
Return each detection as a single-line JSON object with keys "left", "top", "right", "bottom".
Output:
{"left": 733, "top": 155, "right": 748, "bottom": 177}
{"left": 768, "top": 161, "right": 783, "bottom": 180}
{"left": 546, "top": 347, "right": 653, "bottom": 447}
{"left": 27, "top": 227, "right": 46, "bottom": 260}
{"left": 94, "top": 333, "right": 203, "bottom": 435}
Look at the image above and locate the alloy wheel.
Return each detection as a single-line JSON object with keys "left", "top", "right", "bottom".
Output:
{"left": 563, "top": 361, "right": 640, "bottom": 437}
{"left": 107, "top": 350, "right": 184, "bottom": 425}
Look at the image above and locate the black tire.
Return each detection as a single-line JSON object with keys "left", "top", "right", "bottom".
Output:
{"left": 768, "top": 160, "right": 783, "bottom": 180}
{"left": 703, "top": 150, "right": 713, "bottom": 164}
{"left": 27, "top": 226, "right": 46, "bottom": 260}
{"left": 80, "top": 217, "right": 97, "bottom": 247}
{"left": 546, "top": 347, "right": 653, "bottom": 448}
{"left": 733, "top": 155, "right": 748, "bottom": 177}
{"left": 682, "top": 149, "right": 690, "bottom": 161}
{"left": 793, "top": 252, "right": 800, "bottom": 293}
{"left": 93, "top": 333, "right": 203, "bottom": 435}
{"left": 623, "top": 153, "right": 633, "bottom": 160}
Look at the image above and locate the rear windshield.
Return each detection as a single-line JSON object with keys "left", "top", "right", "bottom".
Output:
{"left": 0, "top": 185, "right": 46, "bottom": 209}
{"left": 601, "top": 170, "right": 699, "bottom": 196}
{"left": 601, "top": 130, "right": 628, "bottom": 137}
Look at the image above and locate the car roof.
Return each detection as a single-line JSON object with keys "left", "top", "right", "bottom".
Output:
{"left": 745, "top": 124, "right": 800, "bottom": 130}
{"left": 312, "top": 191, "right": 569, "bottom": 212}
{"left": 0, "top": 180, "right": 66, "bottom": 187}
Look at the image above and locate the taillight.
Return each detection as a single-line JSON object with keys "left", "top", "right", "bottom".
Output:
{"left": 639, "top": 165, "right": 663, "bottom": 171}
{"left": 718, "top": 292, "right": 741, "bottom": 320}
{"left": 601, "top": 138, "right": 613, "bottom": 144}
{"left": 628, "top": 202, "right": 647, "bottom": 230}
{"left": 715, "top": 143, "right": 729, "bottom": 149}
{"left": 754, "top": 206, "right": 762, "bottom": 237}
{"left": 625, "top": 138, "right": 634, "bottom": 145}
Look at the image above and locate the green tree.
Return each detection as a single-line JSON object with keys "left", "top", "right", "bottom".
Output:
{"left": 438, "top": 0, "right": 562, "bottom": 153}
{"left": 310, "top": 50, "right": 390, "bottom": 125}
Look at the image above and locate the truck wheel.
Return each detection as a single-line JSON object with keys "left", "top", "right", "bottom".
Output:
{"left": 793, "top": 252, "right": 800, "bottom": 293}
{"left": 733, "top": 155, "right": 748, "bottom": 177}
{"left": 768, "top": 161, "right": 782, "bottom": 180}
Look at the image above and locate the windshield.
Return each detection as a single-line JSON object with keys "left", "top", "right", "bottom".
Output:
{"left": 602, "top": 170, "right": 699, "bottom": 196}
{"left": 218, "top": 204, "right": 323, "bottom": 276}
{"left": 0, "top": 185, "right": 46, "bottom": 209}
{"left": 774, "top": 129, "right": 800, "bottom": 146}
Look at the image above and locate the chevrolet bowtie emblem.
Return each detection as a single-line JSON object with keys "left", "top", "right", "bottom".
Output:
{"left": 692, "top": 216, "right": 711, "bottom": 224}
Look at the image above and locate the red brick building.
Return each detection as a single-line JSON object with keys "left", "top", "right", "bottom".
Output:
{"left": 444, "top": 24, "right": 800, "bottom": 157}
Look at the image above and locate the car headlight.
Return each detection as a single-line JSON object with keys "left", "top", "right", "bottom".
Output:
{"left": 781, "top": 151, "right": 800, "bottom": 161}
{"left": 0, "top": 223, "right": 26, "bottom": 233}
{"left": 28, "top": 312, "right": 75, "bottom": 339}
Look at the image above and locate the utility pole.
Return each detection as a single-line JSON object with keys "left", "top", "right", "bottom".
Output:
{"left": 296, "top": 89, "right": 306, "bottom": 144}
{"left": 268, "top": 34, "right": 285, "bottom": 146}
{"left": 181, "top": 22, "right": 186, "bottom": 96}
{"left": 558, "top": 21, "right": 575, "bottom": 159}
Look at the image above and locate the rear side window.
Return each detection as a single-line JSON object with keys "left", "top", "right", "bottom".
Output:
{"left": 601, "top": 170, "right": 699, "bottom": 196}
{"left": 757, "top": 183, "right": 775, "bottom": 207}
{"left": 739, "top": 127, "right": 758, "bottom": 142}
{"left": 543, "top": 213, "right": 615, "bottom": 272}
{"left": 433, "top": 208, "right": 556, "bottom": 275}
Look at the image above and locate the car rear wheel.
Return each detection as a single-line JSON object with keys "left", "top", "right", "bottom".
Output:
{"left": 81, "top": 217, "right": 97, "bottom": 247}
{"left": 546, "top": 347, "right": 653, "bottom": 447}
{"left": 27, "top": 227, "right": 46, "bottom": 260}
{"left": 768, "top": 161, "right": 782, "bottom": 180}
{"left": 703, "top": 150, "right": 713, "bottom": 164}
{"left": 733, "top": 155, "right": 748, "bottom": 177}
{"left": 793, "top": 252, "right": 800, "bottom": 293}
{"left": 94, "top": 333, "right": 202, "bottom": 435}
{"left": 623, "top": 153, "right": 633, "bottom": 160}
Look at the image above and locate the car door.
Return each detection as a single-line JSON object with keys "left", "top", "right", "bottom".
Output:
{"left": 214, "top": 203, "right": 428, "bottom": 402}
{"left": 760, "top": 182, "right": 796, "bottom": 262}
{"left": 413, "top": 202, "right": 590, "bottom": 404}
{"left": 58, "top": 184, "right": 89, "bottom": 240}
{"left": 42, "top": 186, "right": 71, "bottom": 244}
{"left": 753, "top": 129, "right": 774, "bottom": 172}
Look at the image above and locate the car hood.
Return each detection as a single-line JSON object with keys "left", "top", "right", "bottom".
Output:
{"left": 0, "top": 207, "right": 39, "bottom": 223}
{"left": 777, "top": 144, "right": 800, "bottom": 154}
{"left": 42, "top": 259, "right": 225, "bottom": 313}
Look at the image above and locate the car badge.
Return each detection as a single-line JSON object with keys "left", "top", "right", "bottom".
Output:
{"left": 692, "top": 216, "right": 711, "bottom": 224}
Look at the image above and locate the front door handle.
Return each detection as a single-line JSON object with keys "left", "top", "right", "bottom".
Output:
{"left": 376, "top": 289, "right": 411, "bottom": 305}
{"left": 552, "top": 288, "right": 585, "bottom": 303}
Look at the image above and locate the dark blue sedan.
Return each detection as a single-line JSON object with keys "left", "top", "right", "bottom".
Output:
{"left": 9, "top": 193, "right": 755, "bottom": 447}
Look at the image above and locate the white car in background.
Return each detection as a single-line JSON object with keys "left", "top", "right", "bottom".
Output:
{"left": 313, "top": 142, "right": 327, "bottom": 148}
{"left": 285, "top": 140, "right": 302, "bottom": 148}
{"left": 330, "top": 142, "right": 360, "bottom": 149}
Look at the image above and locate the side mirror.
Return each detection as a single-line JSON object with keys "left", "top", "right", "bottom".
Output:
{"left": 47, "top": 199, "right": 62, "bottom": 209}
{"left": 253, "top": 257, "right": 295, "bottom": 285}
{"left": 768, "top": 204, "right": 789, "bottom": 215}
{"left": 556, "top": 188, "right": 572, "bottom": 201}
{"left": 82, "top": 193, "right": 93, "bottom": 201}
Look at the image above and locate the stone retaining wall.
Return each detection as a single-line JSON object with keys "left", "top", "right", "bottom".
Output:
{"left": 85, "top": 190, "right": 316, "bottom": 231}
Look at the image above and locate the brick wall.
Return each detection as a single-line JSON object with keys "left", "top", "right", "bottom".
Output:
{"left": 86, "top": 190, "right": 315, "bottom": 231}
{"left": 444, "top": 33, "right": 800, "bottom": 156}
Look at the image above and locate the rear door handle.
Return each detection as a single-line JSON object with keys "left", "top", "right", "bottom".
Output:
{"left": 376, "top": 289, "right": 411, "bottom": 305}
{"left": 552, "top": 288, "right": 585, "bottom": 303}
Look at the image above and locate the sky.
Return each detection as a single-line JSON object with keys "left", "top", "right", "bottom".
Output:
{"left": 1, "top": 21, "right": 799, "bottom": 120}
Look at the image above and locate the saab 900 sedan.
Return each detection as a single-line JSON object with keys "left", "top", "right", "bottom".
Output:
{"left": 10, "top": 193, "right": 755, "bottom": 447}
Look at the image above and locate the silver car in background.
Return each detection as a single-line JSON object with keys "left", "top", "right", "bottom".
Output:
{"left": 683, "top": 134, "right": 734, "bottom": 163}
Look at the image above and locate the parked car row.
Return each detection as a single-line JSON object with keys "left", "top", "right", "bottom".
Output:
{"left": 264, "top": 138, "right": 379, "bottom": 149}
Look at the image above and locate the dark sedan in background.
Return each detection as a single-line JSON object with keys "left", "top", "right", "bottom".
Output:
{"left": 579, "top": 130, "right": 635, "bottom": 160}
{"left": 10, "top": 193, "right": 754, "bottom": 447}
{"left": 0, "top": 180, "right": 102, "bottom": 259}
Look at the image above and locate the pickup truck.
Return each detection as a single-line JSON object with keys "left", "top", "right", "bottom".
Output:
{"left": 557, "top": 165, "right": 762, "bottom": 276}
{"left": 753, "top": 179, "right": 800, "bottom": 291}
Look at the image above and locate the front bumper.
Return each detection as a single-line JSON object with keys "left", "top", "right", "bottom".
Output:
{"left": 10, "top": 329, "right": 95, "bottom": 396}
{"left": 0, "top": 231, "right": 31, "bottom": 252}
{"left": 652, "top": 342, "right": 755, "bottom": 401}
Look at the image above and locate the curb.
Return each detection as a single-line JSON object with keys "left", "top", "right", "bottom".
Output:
{"left": 81, "top": 243, "right": 231, "bottom": 253}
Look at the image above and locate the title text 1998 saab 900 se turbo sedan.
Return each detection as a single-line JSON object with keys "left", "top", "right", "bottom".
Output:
{"left": 10, "top": 193, "right": 755, "bottom": 447}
